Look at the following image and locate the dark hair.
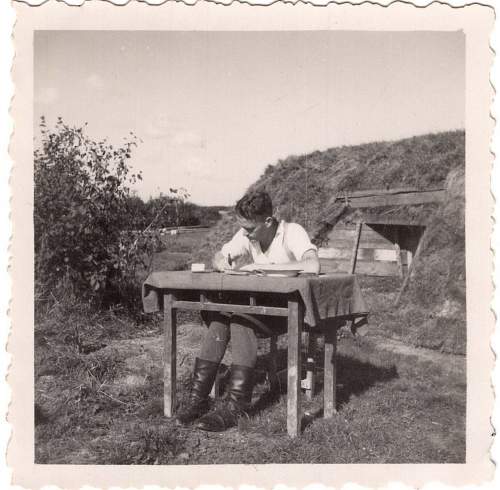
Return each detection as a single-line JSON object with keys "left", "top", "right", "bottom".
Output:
{"left": 235, "top": 190, "right": 273, "bottom": 220}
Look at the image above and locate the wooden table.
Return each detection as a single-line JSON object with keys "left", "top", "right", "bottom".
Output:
{"left": 142, "top": 271, "right": 368, "bottom": 437}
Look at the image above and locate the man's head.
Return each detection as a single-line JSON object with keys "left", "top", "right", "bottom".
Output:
{"left": 235, "top": 190, "right": 275, "bottom": 242}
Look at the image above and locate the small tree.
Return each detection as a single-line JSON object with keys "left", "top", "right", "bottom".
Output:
{"left": 144, "top": 188, "right": 199, "bottom": 229}
{"left": 34, "top": 117, "right": 152, "bottom": 307}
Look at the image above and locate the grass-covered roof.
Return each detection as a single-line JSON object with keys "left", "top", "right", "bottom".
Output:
{"left": 193, "top": 130, "right": 465, "bottom": 354}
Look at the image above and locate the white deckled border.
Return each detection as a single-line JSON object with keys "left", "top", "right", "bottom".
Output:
{"left": 2, "top": 1, "right": 498, "bottom": 489}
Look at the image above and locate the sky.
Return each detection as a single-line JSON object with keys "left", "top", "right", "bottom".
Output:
{"left": 34, "top": 30, "right": 465, "bottom": 206}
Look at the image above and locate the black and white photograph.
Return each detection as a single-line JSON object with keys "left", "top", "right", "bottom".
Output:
{"left": 5, "top": 1, "right": 496, "bottom": 488}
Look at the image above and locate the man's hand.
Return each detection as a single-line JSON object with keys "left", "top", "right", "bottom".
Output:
{"left": 212, "top": 252, "right": 232, "bottom": 271}
{"left": 239, "top": 263, "right": 260, "bottom": 272}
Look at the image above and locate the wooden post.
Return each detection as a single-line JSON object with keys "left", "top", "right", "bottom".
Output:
{"left": 407, "top": 250, "right": 413, "bottom": 269}
{"left": 324, "top": 322, "right": 338, "bottom": 418}
{"left": 287, "top": 298, "right": 303, "bottom": 437}
{"left": 164, "top": 293, "right": 177, "bottom": 417}
{"left": 394, "top": 228, "right": 404, "bottom": 278}
{"left": 394, "top": 242, "right": 404, "bottom": 278}
{"left": 347, "top": 222, "right": 363, "bottom": 333}
{"left": 349, "top": 222, "right": 363, "bottom": 274}
{"left": 394, "top": 228, "right": 427, "bottom": 306}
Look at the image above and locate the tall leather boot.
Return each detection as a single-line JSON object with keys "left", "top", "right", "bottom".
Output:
{"left": 195, "top": 364, "right": 254, "bottom": 432}
{"left": 176, "top": 357, "right": 219, "bottom": 425}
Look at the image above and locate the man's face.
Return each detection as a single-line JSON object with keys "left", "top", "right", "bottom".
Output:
{"left": 236, "top": 215, "right": 271, "bottom": 243}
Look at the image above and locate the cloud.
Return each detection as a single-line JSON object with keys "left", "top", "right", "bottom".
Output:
{"left": 144, "top": 116, "right": 205, "bottom": 149}
{"left": 183, "top": 155, "right": 213, "bottom": 179}
{"left": 35, "top": 87, "right": 59, "bottom": 105}
{"left": 171, "top": 130, "right": 205, "bottom": 149}
{"left": 86, "top": 73, "right": 105, "bottom": 90}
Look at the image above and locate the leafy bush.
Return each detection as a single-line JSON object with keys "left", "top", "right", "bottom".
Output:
{"left": 34, "top": 117, "right": 157, "bottom": 308}
{"left": 143, "top": 189, "right": 200, "bottom": 229}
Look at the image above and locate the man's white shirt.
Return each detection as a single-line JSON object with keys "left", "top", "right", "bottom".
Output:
{"left": 221, "top": 220, "right": 317, "bottom": 265}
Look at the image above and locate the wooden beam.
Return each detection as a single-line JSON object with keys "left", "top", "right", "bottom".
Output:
{"left": 304, "top": 332, "right": 317, "bottom": 400}
{"left": 324, "top": 322, "right": 338, "bottom": 418}
{"left": 163, "top": 293, "right": 177, "bottom": 418}
{"left": 394, "top": 228, "right": 428, "bottom": 305}
{"left": 394, "top": 242, "right": 403, "bottom": 278}
{"left": 352, "top": 215, "right": 430, "bottom": 226}
{"left": 349, "top": 222, "right": 362, "bottom": 274}
{"left": 287, "top": 299, "right": 303, "bottom": 438}
{"left": 320, "top": 258, "right": 401, "bottom": 276}
{"left": 172, "top": 301, "right": 289, "bottom": 317}
{"left": 319, "top": 247, "right": 409, "bottom": 264}
{"left": 407, "top": 249, "right": 413, "bottom": 268}
{"left": 324, "top": 238, "right": 397, "bottom": 250}
{"left": 394, "top": 228, "right": 404, "bottom": 278}
{"left": 348, "top": 190, "right": 445, "bottom": 208}
{"left": 335, "top": 187, "right": 445, "bottom": 199}
{"left": 326, "top": 224, "right": 396, "bottom": 241}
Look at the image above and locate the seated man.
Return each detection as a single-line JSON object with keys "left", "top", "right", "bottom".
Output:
{"left": 176, "top": 190, "right": 320, "bottom": 432}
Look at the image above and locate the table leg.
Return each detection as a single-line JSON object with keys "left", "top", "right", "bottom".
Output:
{"left": 324, "top": 323, "right": 338, "bottom": 418}
{"left": 287, "top": 299, "right": 303, "bottom": 437}
{"left": 164, "top": 293, "right": 177, "bottom": 417}
{"left": 305, "top": 332, "right": 317, "bottom": 400}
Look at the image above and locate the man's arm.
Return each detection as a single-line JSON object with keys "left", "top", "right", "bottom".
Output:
{"left": 212, "top": 251, "right": 232, "bottom": 271}
{"left": 212, "top": 228, "right": 251, "bottom": 271}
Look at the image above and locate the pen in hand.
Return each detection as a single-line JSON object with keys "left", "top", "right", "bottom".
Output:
{"left": 227, "top": 253, "right": 233, "bottom": 269}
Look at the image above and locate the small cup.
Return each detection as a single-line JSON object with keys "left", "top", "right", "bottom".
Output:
{"left": 191, "top": 263, "right": 206, "bottom": 272}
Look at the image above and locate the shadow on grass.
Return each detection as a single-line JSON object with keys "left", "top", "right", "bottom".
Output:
{"left": 250, "top": 347, "right": 399, "bottom": 424}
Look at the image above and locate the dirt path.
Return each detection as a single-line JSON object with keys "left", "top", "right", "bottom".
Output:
{"left": 366, "top": 336, "right": 465, "bottom": 373}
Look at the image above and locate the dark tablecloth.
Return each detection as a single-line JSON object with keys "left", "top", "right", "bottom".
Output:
{"left": 142, "top": 271, "right": 368, "bottom": 327}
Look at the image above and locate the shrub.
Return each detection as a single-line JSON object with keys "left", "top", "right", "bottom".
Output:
{"left": 34, "top": 117, "right": 156, "bottom": 309}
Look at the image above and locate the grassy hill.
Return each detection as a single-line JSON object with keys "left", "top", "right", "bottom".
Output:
{"left": 193, "top": 130, "right": 466, "bottom": 354}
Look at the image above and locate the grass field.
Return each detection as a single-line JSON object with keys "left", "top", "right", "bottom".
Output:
{"left": 35, "top": 315, "right": 465, "bottom": 464}
{"left": 35, "top": 228, "right": 465, "bottom": 464}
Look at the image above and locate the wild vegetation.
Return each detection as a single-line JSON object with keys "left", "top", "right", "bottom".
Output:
{"left": 34, "top": 118, "right": 221, "bottom": 313}
{"left": 34, "top": 117, "right": 147, "bottom": 309}
{"left": 35, "top": 124, "right": 465, "bottom": 464}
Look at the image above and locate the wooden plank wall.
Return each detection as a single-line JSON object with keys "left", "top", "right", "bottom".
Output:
{"left": 348, "top": 190, "right": 445, "bottom": 208}
{"left": 319, "top": 223, "right": 423, "bottom": 276}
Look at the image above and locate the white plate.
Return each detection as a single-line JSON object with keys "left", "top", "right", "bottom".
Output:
{"left": 256, "top": 269, "right": 303, "bottom": 277}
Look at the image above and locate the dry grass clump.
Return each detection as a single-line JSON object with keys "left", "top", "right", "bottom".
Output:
{"left": 396, "top": 166, "right": 466, "bottom": 353}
